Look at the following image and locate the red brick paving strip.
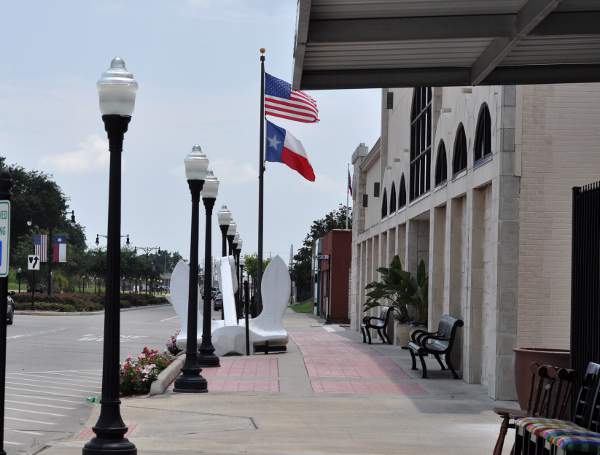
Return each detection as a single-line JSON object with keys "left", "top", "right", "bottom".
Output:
{"left": 290, "top": 331, "right": 428, "bottom": 396}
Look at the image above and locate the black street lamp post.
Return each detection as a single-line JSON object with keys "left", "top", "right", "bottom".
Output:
{"left": 0, "top": 170, "right": 13, "bottom": 455}
{"left": 83, "top": 57, "right": 138, "bottom": 455}
{"left": 217, "top": 206, "right": 232, "bottom": 257}
{"left": 198, "top": 171, "right": 220, "bottom": 368}
{"left": 226, "top": 221, "right": 236, "bottom": 254}
{"left": 173, "top": 145, "right": 209, "bottom": 393}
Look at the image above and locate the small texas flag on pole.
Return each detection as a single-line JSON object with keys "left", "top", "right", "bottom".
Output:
{"left": 52, "top": 234, "right": 68, "bottom": 263}
{"left": 266, "top": 121, "right": 315, "bottom": 182}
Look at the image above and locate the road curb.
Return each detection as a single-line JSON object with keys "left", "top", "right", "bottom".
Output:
{"left": 15, "top": 303, "right": 172, "bottom": 317}
{"left": 149, "top": 354, "right": 185, "bottom": 396}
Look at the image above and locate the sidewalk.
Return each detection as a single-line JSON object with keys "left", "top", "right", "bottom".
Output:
{"left": 40, "top": 310, "right": 515, "bottom": 454}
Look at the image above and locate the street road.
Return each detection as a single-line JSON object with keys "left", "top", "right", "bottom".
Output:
{"left": 3, "top": 304, "right": 179, "bottom": 455}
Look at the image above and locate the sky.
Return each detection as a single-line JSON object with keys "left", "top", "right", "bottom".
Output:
{"left": 0, "top": 0, "right": 381, "bottom": 262}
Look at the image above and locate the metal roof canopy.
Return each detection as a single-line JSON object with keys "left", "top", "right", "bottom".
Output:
{"left": 292, "top": 0, "right": 600, "bottom": 90}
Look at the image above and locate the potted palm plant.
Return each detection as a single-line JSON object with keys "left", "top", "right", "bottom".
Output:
{"left": 363, "top": 256, "right": 429, "bottom": 345}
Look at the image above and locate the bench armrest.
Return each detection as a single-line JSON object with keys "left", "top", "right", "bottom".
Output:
{"left": 420, "top": 334, "right": 450, "bottom": 346}
{"left": 411, "top": 329, "right": 435, "bottom": 343}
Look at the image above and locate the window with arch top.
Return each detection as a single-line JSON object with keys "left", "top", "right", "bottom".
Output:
{"left": 434, "top": 140, "right": 447, "bottom": 186}
{"left": 452, "top": 123, "right": 467, "bottom": 176}
{"left": 381, "top": 188, "right": 388, "bottom": 218}
{"left": 410, "top": 87, "right": 432, "bottom": 201}
{"left": 399, "top": 174, "right": 407, "bottom": 209}
{"left": 474, "top": 103, "right": 492, "bottom": 163}
{"left": 389, "top": 182, "right": 397, "bottom": 213}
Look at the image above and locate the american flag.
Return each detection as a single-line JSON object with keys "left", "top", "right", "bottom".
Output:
{"left": 348, "top": 169, "right": 353, "bottom": 197}
{"left": 33, "top": 234, "right": 48, "bottom": 262}
{"left": 265, "top": 73, "right": 319, "bottom": 123}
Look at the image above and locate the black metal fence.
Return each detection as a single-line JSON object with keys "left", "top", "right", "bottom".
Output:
{"left": 571, "top": 182, "right": 600, "bottom": 388}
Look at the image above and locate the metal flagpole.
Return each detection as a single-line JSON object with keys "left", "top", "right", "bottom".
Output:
{"left": 257, "top": 48, "right": 266, "bottom": 313}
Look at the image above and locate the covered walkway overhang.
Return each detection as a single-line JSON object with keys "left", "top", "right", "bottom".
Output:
{"left": 292, "top": 0, "right": 600, "bottom": 90}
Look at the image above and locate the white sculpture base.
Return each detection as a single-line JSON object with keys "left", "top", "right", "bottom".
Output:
{"left": 169, "top": 255, "right": 290, "bottom": 356}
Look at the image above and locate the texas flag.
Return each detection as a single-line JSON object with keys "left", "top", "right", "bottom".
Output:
{"left": 52, "top": 234, "right": 68, "bottom": 263}
{"left": 265, "top": 121, "right": 315, "bottom": 182}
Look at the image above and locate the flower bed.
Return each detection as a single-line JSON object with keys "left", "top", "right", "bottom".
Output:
{"left": 120, "top": 347, "right": 174, "bottom": 396}
{"left": 166, "top": 330, "right": 183, "bottom": 356}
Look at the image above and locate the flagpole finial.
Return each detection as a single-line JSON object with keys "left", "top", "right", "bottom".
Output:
{"left": 260, "top": 48, "right": 266, "bottom": 55}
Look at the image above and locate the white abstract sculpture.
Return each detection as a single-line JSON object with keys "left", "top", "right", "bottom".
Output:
{"left": 250, "top": 255, "right": 290, "bottom": 347}
{"left": 169, "top": 255, "right": 290, "bottom": 355}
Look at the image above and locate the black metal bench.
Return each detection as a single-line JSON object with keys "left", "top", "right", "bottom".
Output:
{"left": 361, "top": 306, "right": 394, "bottom": 344}
{"left": 407, "top": 314, "right": 463, "bottom": 379}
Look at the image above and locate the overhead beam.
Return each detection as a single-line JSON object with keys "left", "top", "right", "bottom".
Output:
{"left": 292, "top": 0, "right": 312, "bottom": 90}
{"left": 309, "top": 15, "right": 514, "bottom": 42}
{"left": 306, "top": 12, "right": 600, "bottom": 44}
{"left": 300, "top": 64, "right": 600, "bottom": 90}
{"left": 470, "top": 0, "right": 562, "bottom": 85}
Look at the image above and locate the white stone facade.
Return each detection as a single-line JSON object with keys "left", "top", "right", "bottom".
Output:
{"left": 350, "top": 84, "right": 600, "bottom": 400}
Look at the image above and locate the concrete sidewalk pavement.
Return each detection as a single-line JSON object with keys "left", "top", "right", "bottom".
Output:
{"left": 40, "top": 310, "right": 515, "bottom": 454}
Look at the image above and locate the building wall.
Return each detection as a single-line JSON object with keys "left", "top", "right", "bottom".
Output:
{"left": 517, "top": 84, "right": 600, "bottom": 350}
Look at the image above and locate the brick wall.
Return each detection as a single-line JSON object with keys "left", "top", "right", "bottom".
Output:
{"left": 517, "top": 84, "right": 600, "bottom": 350}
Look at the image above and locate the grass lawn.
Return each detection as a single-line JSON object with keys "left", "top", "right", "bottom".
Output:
{"left": 291, "top": 300, "right": 314, "bottom": 314}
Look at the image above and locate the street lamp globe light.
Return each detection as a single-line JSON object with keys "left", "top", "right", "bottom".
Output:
{"left": 97, "top": 57, "right": 138, "bottom": 116}
{"left": 185, "top": 145, "right": 209, "bottom": 181}
{"left": 83, "top": 57, "right": 138, "bottom": 455}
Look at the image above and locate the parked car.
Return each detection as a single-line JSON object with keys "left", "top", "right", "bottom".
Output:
{"left": 213, "top": 289, "right": 223, "bottom": 311}
{"left": 6, "top": 292, "right": 15, "bottom": 325}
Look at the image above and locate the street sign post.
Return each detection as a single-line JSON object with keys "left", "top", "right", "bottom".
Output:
{"left": 28, "top": 255, "right": 39, "bottom": 311}
{"left": 0, "top": 201, "right": 10, "bottom": 278}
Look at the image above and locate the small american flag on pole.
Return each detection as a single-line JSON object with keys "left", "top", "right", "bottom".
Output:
{"left": 33, "top": 234, "right": 48, "bottom": 262}
{"left": 265, "top": 73, "right": 319, "bottom": 123}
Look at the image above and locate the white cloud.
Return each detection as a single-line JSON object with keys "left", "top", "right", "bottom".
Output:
{"left": 41, "top": 134, "right": 109, "bottom": 174}
{"left": 209, "top": 159, "right": 258, "bottom": 184}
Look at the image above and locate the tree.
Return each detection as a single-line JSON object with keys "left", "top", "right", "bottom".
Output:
{"left": 292, "top": 204, "right": 352, "bottom": 301}
{"left": 243, "top": 254, "right": 270, "bottom": 283}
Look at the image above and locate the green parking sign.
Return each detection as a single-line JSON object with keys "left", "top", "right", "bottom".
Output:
{"left": 0, "top": 200, "right": 10, "bottom": 277}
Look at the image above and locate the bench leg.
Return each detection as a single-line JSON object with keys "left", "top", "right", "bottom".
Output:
{"left": 377, "top": 328, "right": 387, "bottom": 344}
{"left": 446, "top": 354, "right": 459, "bottom": 379}
{"left": 434, "top": 354, "right": 446, "bottom": 370}
{"left": 360, "top": 327, "right": 367, "bottom": 343}
{"left": 418, "top": 353, "right": 428, "bottom": 379}
{"left": 366, "top": 328, "right": 372, "bottom": 344}
{"left": 409, "top": 349, "right": 417, "bottom": 370}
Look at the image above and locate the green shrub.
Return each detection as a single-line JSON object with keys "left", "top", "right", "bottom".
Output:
{"left": 13, "top": 292, "right": 167, "bottom": 312}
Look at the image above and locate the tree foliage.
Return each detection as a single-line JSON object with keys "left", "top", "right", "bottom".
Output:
{"left": 1, "top": 157, "right": 182, "bottom": 293}
{"left": 292, "top": 204, "right": 352, "bottom": 301}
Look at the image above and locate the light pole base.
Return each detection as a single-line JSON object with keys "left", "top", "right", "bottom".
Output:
{"left": 198, "top": 353, "right": 221, "bottom": 367}
{"left": 82, "top": 437, "right": 137, "bottom": 455}
{"left": 173, "top": 373, "right": 208, "bottom": 393}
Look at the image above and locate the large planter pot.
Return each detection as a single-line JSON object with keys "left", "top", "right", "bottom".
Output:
{"left": 513, "top": 347, "right": 570, "bottom": 410}
{"left": 394, "top": 322, "right": 411, "bottom": 347}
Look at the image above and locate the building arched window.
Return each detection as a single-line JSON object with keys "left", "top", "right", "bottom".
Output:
{"left": 410, "top": 87, "right": 432, "bottom": 201}
{"left": 474, "top": 103, "right": 492, "bottom": 163}
{"left": 399, "top": 174, "right": 407, "bottom": 209}
{"left": 381, "top": 188, "right": 388, "bottom": 218}
{"left": 452, "top": 123, "right": 467, "bottom": 176}
{"left": 389, "top": 182, "right": 397, "bottom": 213}
{"left": 434, "top": 140, "right": 447, "bottom": 186}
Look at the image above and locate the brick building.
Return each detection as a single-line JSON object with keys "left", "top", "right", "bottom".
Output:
{"left": 349, "top": 84, "right": 600, "bottom": 400}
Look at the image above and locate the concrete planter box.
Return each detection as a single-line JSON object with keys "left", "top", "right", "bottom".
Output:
{"left": 394, "top": 322, "right": 411, "bottom": 346}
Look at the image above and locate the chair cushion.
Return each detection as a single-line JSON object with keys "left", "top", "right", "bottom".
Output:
{"left": 516, "top": 417, "right": 582, "bottom": 435}
{"left": 545, "top": 431, "right": 600, "bottom": 452}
